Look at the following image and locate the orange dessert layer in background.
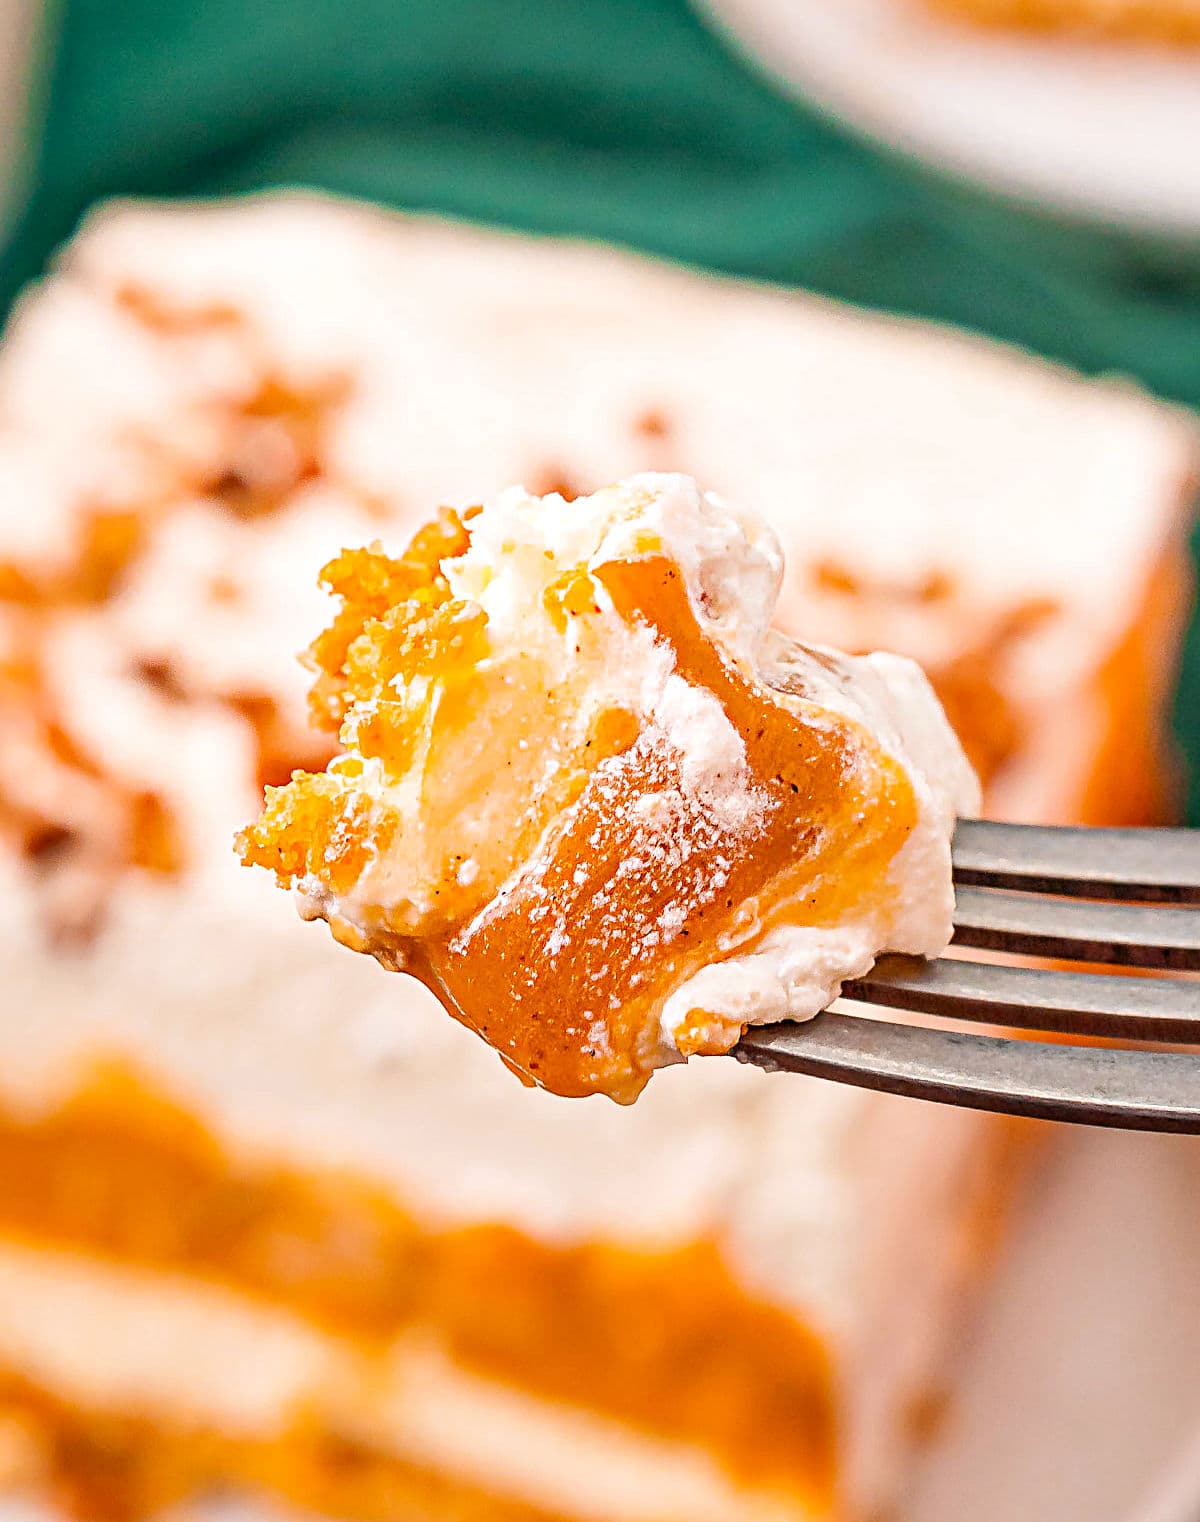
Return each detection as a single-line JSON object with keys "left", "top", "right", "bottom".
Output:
{"left": 924, "top": 0, "right": 1200, "bottom": 42}
{"left": 0, "top": 1373, "right": 575, "bottom": 1522}
{"left": 0, "top": 1067, "right": 1031, "bottom": 1522}
{"left": 1077, "top": 543, "right": 1192, "bottom": 826}
{"left": 0, "top": 1067, "right": 835, "bottom": 1499}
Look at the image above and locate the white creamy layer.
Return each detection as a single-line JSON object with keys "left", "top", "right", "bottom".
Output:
{"left": 446, "top": 472, "right": 778, "bottom": 825}
{"left": 445, "top": 471, "right": 784, "bottom": 665}
{"left": 660, "top": 641, "right": 980, "bottom": 1048}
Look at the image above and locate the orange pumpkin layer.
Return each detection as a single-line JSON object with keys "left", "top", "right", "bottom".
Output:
{"left": 925, "top": 0, "right": 1200, "bottom": 42}
{"left": 0, "top": 1369, "right": 576, "bottom": 1522}
{"left": 0, "top": 1066, "right": 835, "bottom": 1501}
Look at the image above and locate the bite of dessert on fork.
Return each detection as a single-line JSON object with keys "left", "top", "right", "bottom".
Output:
{"left": 238, "top": 471, "right": 979, "bottom": 1102}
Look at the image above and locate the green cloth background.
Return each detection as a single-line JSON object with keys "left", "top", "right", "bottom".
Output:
{"left": 3, "top": 0, "right": 1199, "bottom": 814}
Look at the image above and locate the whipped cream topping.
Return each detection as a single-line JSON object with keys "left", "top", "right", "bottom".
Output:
{"left": 446, "top": 472, "right": 783, "bottom": 660}
{"left": 445, "top": 471, "right": 779, "bottom": 810}
{"left": 659, "top": 644, "right": 979, "bottom": 1049}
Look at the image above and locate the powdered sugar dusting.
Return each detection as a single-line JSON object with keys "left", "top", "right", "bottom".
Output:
{"left": 651, "top": 673, "right": 766, "bottom": 835}
{"left": 453, "top": 712, "right": 775, "bottom": 1083}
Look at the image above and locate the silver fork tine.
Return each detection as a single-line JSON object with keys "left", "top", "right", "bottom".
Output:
{"left": 734, "top": 821, "right": 1200, "bottom": 1130}
{"left": 843, "top": 954, "right": 1200, "bottom": 1042}
{"left": 951, "top": 885, "right": 1200, "bottom": 970}
{"left": 734, "top": 1014, "right": 1200, "bottom": 1132}
{"left": 953, "top": 819, "right": 1200, "bottom": 904}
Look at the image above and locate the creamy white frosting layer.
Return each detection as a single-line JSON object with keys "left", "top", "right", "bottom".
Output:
{"left": 659, "top": 640, "right": 978, "bottom": 1049}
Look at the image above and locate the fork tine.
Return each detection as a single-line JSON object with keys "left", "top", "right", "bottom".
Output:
{"left": 843, "top": 954, "right": 1200, "bottom": 1042}
{"left": 951, "top": 885, "right": 1200, "bottom": 970}
{"left": 734, "top": 1014, "right": 1200, "bottom": 1131}
{"left": 953, "top": 819, "right": 1200, "bottom": 904}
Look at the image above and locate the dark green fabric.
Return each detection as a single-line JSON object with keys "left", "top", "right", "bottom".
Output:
{"left": 3, "top": 0, "right": 1198, "bottom": 812}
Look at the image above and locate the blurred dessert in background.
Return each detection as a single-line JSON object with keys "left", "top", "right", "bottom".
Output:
{"left": 924, "top": 0, "right": 1200, "bottom": 44}
{"left": 0, "top": 194, "right": 1195, "bottom": 1522}
{"left": 237, "top": 473, "right": 977, "bottom": 1102}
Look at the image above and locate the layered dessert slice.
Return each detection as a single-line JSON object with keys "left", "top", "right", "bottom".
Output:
{"left": 923, "top": 0, "right": 1200, "bottom": 43}
{"left": 238, "top": 475, "right": 977, "bottom": 1101}
{"left": 0, "top": 193, "right": 1195, "bottom": 1522}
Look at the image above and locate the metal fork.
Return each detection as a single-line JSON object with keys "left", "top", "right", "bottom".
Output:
{"left": 734, "top": 821, "right": 1200, "bottom": 1133}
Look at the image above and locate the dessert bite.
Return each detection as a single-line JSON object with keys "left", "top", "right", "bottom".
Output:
{"left": 238, "top": 473, "right": 978, "bottom": 1102}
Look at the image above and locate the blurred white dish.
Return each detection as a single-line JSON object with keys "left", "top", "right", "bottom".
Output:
{"left": 701, "top": 0, "right": 1200, "bottom": 236}
{"left": 910, "top": 1126, "right": 1200, "bottom": 1522}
